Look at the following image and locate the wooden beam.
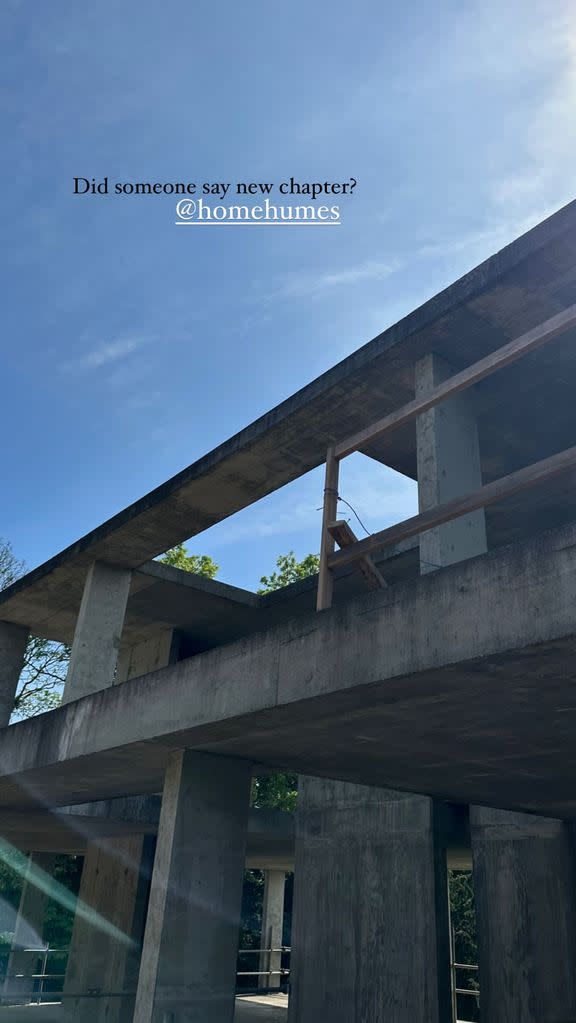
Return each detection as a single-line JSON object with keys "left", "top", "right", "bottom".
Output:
{"left": 328, "top": 444, "right": 576, "bottom": 570}
{"left": 316, "top": 447, "right": 339, "bottom": 611}
{"left": 334, "top": 304, "right": 576, "bottom": 460}
{"left": 327, "top": 520, "right": 387, "bottom": 591}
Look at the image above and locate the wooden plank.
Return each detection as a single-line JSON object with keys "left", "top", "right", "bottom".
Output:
{"left": 328, "top": 444, "right": 576, "bottom": 570}
{"left": 316, "top": 447, "right": 339, "bottom": 611}
{"left": 327, "top": 520, "right": 387, "bottom": 591}
{"left": 334, "top": 304, "right": 576, "bottom": 460}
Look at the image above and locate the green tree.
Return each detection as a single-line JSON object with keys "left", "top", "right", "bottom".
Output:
{"left": 159, "top": 544, "right": 219, "bottom": 578}
{"left": 258, "top": 551, "right": 319, "bottom": 594}
{"left": 0, "top": 539, "right": 69, "bottom": 720}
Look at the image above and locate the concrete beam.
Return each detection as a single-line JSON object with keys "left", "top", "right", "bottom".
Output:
{"left": 470, "top": 806, "right": 576, "bottom": 1022}
{"left": 288, "top": 779, "right": 451, "bottom": 1023}
{"left": 0, "top": 622, "right": 28, "bottom": 726}
{"left": 63, "top": 561, "right": 131, "bottom": 703}
{"left": 133, "top": 751, "right": 252, "bottom": 1023}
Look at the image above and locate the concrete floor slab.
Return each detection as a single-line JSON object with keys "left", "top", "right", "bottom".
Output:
{"left": 5, "top": 521, "right": 576, "bottom": 818}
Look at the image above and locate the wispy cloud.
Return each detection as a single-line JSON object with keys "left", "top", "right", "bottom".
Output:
{"left": 485, "top": 8, "right": 576, "bottom": 217}
{"left": 416, "top": 202, "right": 566, "bottom": 267}
{"left": 248, "top": 260, "right": 402, "bottom": 312}
{"left": 279, "top": 260, "right": 401, "bottom": 299}
{"left": 61, "top": 334, "right": 152, "bottom": 373}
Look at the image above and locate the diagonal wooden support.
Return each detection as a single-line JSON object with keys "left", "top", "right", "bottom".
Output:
{"left": 328, "top": 520, "right": 387, "bottom": 591}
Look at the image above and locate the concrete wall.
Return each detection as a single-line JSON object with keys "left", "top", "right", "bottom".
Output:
{"left": 116, "top": 630, "right": 181, "bottom": 684}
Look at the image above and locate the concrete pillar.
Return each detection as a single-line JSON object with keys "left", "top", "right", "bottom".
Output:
{"left": 258, "top": 870, "right": 285, "bottom": 991}
{"left": 415, "top": 352, "right": 487, "bottom": 572}
{"left": 62, "top": 561, "right": 131, "bottom": 703}
{"left": 0, "top": 622, "right": 29, "bottom": 726}
{"left": 470, "top": 806, "right": 576, "bottom": 1023}
{"left": 288, "top": 778, "right": 451, "bottom": 1023}
{"left": 116, "top": 629, "right": 181, "bottom": 684}
{"left": 133, "top": 750, "right": 252, "bottom": 1023}
{"left": 2, "top": 852, "right": 56, "bottom": 1004}
{"left": 61, "top": 834, "right": 155, "bottom": 1023}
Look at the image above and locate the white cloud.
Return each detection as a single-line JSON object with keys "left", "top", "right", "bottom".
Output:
{"left": 282, "top": 260, "right": 401, "bottom": 298}
{"left": 310, "top": 261, "right": 401, "bottom": 290}
{"left": 61, "top": 334, "right": 152, "bottom": 373}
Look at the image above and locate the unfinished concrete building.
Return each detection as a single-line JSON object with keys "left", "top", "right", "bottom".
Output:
{"left": 2, "top": 201, "right": 576, "bottom": 1022}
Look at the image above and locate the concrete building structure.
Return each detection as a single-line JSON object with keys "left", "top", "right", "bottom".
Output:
{"left": 2, "top": 202, "right": 576, "bottom": 1020}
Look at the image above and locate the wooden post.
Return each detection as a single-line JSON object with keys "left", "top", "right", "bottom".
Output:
{"left": 316, "top": 446, "right": 339, "bottom": 611}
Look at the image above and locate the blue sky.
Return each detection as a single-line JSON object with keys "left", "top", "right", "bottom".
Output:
{"left": 2, "top": 0, "right": 575, "bottom": 590}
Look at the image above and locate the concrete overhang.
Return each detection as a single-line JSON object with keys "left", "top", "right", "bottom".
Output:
{"left": 1, "top": 521, "right": 576, "bottom": 819}
{"left": 2, "top": 201, "right": 576, "bottom": 643}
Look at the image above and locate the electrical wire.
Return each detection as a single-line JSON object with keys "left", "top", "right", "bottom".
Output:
{"left": 336, "top": 495, "right": 372, "bottom": 537}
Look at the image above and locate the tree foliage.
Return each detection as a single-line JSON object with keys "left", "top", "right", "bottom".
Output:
{"left": 258, "top": 551, "right": 319, "bottom": 594}
{"left": 159, "top": 544, "right": 219, "bottom": 578}
{"left": 251, "top": 774, "right": 298, "bottom": 814}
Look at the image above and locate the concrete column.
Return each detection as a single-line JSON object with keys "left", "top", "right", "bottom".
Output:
{"left": 62, "top": 561, "right": 131, "bottom": 703}
{"left": 415, "top": 352, "right": 487, "bottom": 572}
{"left": 0, "top": 622, "right": 29, "bottom": 726}
{"left": 258, "top": 870, "right": 286, "bottom": 991}
{"left": 2, "top": 852, "right": 56, "bottom": 1004}
{"left": 470, "top": 806, "right": 576, "bottom": 1023}
{"left": 133, "top": 750, "right": 252, "bottom": 1023}
{"left": 61, "top": 834, "right": 155, "bottom": 1023}
{"left": 288, "top": 778, "right": 451, "bottom": 1023}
